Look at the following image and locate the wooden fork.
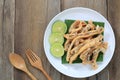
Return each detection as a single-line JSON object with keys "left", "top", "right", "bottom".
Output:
{"left": 25, "top": 49, "right": 52, "bottom": 80}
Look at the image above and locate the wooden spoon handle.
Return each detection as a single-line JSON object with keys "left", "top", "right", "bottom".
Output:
{"left": 41, "top": 68, "right": 52, "bottom": 80}
{"left": 26, "top": 70, "right": 37, "bottom": 80}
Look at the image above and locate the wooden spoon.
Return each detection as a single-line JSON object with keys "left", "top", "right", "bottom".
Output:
{"left": 9, "top": 53, "right": 37, "bottom": 80}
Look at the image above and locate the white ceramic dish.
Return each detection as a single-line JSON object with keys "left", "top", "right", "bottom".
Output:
{"left": 44, "top": 7, "right": 115, "bottom": 78}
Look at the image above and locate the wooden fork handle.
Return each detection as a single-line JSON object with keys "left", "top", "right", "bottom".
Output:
{"left": 40, "top": 68, "right": 52, "bottom": 80}
{"left": 26, "top": 70, "right": 37, "bottom": 80}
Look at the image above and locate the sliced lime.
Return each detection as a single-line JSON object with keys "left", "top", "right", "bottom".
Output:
{"left": 52, "top": 20, "right": 67, "bottom": 34}
{"left": 50, "top": 43, "right": 64, "bottom": 57}
{"left": 49, "top": 33, "right": 64, "bottom": 45}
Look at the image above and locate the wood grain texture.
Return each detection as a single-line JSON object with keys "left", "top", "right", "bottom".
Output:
{"left": 15, "top": 0, "right": 61, "bottom": 80}
{"left": 62, "top": 0, "right": 107, "bottom": 17}
{"left": 108, "top": 0, "right": 120, "bottom": 80}
{"left": 0, "top": 0, "right": 4, "bottom": 79}
{"left": 15, "top": 0, "right": 48, "bottom": 80}
{"left": 97, "top": 68, "right": 109, "bottom": 80}
{"left": 0, "top": 0, "right": 120, "bottom": 80}
{"left": 0, "top": 0, "right": 15, "bottom": 80}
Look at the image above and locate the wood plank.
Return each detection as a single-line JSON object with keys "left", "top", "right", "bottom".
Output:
{"left": 87, "top": 76, "right": 96, "bottom": 80}
{"left": 62, "top": 0, "right": 107, "bottom": 17}
{"left": 0, "top": 0, "right": 4, "bottom": 79}
{"left": 15, "top": 0, "right": 47, "bottom": 80}
{"left": 15, "top": 0, "right": 60, "bottom": 80}
{"left": 97, "top": 68, "right": 109, "bottom": 80}
{"left": 61, "top": 76, "right": 86, "bottom": 80}
{"left": 47, "top": 0, "right": 61, "bottom": 22}
{"left": 0, "top": 0, "right": 15, "bottom": 80}
{"left": 108, "top": 0, "right": 120, "bottom": 80}
{"left": 61, "top": 0, "right": 108, "bottom": 80}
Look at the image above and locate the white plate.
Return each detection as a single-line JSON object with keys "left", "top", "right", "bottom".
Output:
{"left": 44, "top": 7, "right": 115, "bottom": 78}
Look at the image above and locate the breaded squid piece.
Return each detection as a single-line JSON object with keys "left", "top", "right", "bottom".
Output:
{"left": 64, "top": 38, "right": 84, "bottom": 51}
{"left": 64, "top": 34, "right": 75, "bottom": 40}
{"left": 70, "top": 39, "right": 90, "bottom": 55}
{"left": 74, "top": 39, "right": 84, "bottom": 46}
{"left": 64, "top": 27, "right": 104, "bottom": 39}
{"left": 80, "top": 42, "right": 102, "bottom": 64}
{"left": 80, "top": 48, "right": 91, "bottom": 64}
{"left": 66, "top": 30, "right": 104, "bottom": 62}
{"left": 100, "top": 42, "right": 108, "bottom": 53}
{"left": 69, "top": 20, "right": 87, "bottom": 33}
{"left": 91, "top": 48, "right": 101, "bottom": 69}
{"left": 70, "top": 21, "right": 83, "bottom": 33}
{"left": 66, "top": 38, "right": 91, "bottom": 61}
{"left": 81, "top": 24, "right": 91, "bottom": 33}
{"left": 88, "top": 20, "right": 95, "bottom": 30}
{"left": 69, "top": 20, "right": 80, "bottom": 33}
{"left": 79, "top": 27, "right": 103, "bottom": 36}
{"left": 81, "top": 20, "right": 96, "bottom": 33}
{"left": 91, "top": 42, "right": 108, "bottom": 69}
{"left": 69, "top": 35, "right": 103, "bottom": 63}
{"left": 64, "top": 40, "right": 71, "bottom": 51}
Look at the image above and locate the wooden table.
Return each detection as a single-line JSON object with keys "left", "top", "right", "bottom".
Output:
{"left": 0, "top": 0, "right": 120, "bottom": 80}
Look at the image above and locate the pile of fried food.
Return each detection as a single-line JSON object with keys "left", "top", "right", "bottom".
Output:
{"left": 64, "top": 20, "right": 108, "bottom": 69}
